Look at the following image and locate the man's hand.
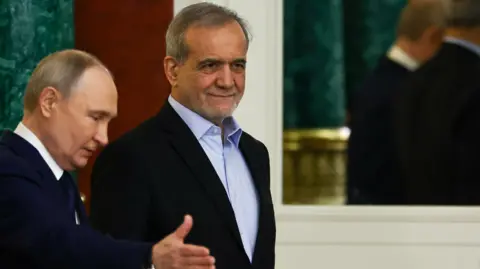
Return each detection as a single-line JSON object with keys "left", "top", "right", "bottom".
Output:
{"left": 152, "top": 215, "right": 215, "bottom": 269}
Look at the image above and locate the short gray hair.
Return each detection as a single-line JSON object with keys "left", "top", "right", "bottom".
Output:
{"left": 445, "top": 0, "right": 480, "bottom": 27}
{"left": 165, "top": 2, "right": 251, "bottom": 62}
{"left": 24, "top": 49, "right": 109, "bottom": 112}
{"left": 396, "top": 0, "right": 447, "bottom": 41}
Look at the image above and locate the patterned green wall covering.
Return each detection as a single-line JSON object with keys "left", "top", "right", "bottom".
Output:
{"left": 284, "top": 0, "right": 345, "bottom": 129}
{"left": 284, "top": 0, "right": 406, "bottom": 129}
{"left": 0, "top": 0, "right": 74, "bottom": 130}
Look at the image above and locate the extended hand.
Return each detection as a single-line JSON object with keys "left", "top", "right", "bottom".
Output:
{"left": 152, "top": 215, "right": 215, "bottom": 269}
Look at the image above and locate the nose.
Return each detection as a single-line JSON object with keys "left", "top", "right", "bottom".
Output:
{"left": 216, "top": 64, "right": 234, "bottom": 89}
{"left": 95, "top": 123, "right": 109, "bottom": 146}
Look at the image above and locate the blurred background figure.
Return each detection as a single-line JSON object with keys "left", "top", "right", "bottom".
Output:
{"left": 347, "top": 0, "right": 446, "bottom": 205}
{"left": 395, "top": 0, "right": 480, "bottom": 205}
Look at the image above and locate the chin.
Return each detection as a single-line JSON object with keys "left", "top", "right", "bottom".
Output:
{"left": 210, "top": 111, "right": 234, "bottom": 121}
{"left": 72, "top": 158, "right": 89, "bottom": 169}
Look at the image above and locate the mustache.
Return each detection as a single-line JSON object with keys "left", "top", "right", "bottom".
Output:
{"left": 205, "top": 90, "right": 238, "bottom": 97}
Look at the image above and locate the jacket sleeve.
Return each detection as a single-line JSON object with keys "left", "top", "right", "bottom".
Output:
{"left": 0, "top": 175, "right": 154, "bottom": 269}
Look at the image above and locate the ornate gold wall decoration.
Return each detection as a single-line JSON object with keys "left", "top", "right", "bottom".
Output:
{"left": 283, "top": 128, "right": 349, "bottom": 204}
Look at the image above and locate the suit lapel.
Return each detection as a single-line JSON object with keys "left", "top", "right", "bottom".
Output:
{"left": 239, "top": 136, "right": 271, "bottom": 266}
{"left": 156, "top": 103, "right": 245, "bottom": 251}
{"left": 239, "top": 138, "right": 265, "bottom": 203}
{"left": 1, "top": 130, "right": 84, "bottom": 224}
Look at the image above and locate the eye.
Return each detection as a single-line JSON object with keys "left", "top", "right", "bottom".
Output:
{"left": 204, "top": 62, "right": 217, "bottom": 68}
{"left": 201, "top": 62, "right": 219, "bottom": 71}
{"left": 231, "top": 62, "right": 246, "bottom": 72}
{"left": 89, "top": 115, "right": 101, "bottom": 122}
{"left": 198, "top": 60, "right": 222, "bottom": 74}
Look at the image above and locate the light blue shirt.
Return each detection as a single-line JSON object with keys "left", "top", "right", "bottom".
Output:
{"left": 445, "top": 36, "right": 480, "bottom": 57}
{"left": 168, "top": 95, "right": 259, "bottom": 262}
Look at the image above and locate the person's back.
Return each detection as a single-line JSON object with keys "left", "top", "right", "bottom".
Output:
{"left": 347, "top": 56, "right": 411, "bottom": 204}
{"left": 396, "top": 43, "right": 480, "bottom": 204}
{"left": 347, "top": 0, "right": 446, "bottom": 204}
{"left": 395, "top": 0, "right": 480, "bottom": 204}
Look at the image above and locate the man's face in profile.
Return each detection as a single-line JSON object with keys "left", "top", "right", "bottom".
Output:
{"left": 48, "top": 67, "right": 118, "bottom": 170}
{"left": 171, "top": 21, "right": 248, "bottom": 124}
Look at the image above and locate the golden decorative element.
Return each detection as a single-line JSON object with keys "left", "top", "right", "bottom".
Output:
{"left": 283, "top": 127, "right": 349, "bottom": 205}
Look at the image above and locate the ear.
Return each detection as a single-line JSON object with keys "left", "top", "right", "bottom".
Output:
{"left": 164, "top": 56, "right": 181, "bottom": 87}
{"left": 38, "top": 86, "right": 61, "bottom": 118}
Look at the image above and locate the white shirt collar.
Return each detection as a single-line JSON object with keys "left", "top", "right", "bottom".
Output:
{"left": 444, "top": 36, "right": 480, "bottom": 58}
{"left": 387, "top": 45, "right": 420, "bottom": 71}
{"left": 14, "top": 122, "right": 64, "bottom": 180}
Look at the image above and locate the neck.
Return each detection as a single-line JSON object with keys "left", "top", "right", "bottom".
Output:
{"left": 21, "top": 112, "right": 55, "bottom": 160}
{"left": 21, "top": 113, "right": 68, "bottom": 174}
{"left": 21, "top": 113, "right": 44, "bottom": 142}
{"left": 445, "top": 27, "right": 480, "bottom": 46}
{"left": 395, "top": 37, "right": 422, "bottom": 63}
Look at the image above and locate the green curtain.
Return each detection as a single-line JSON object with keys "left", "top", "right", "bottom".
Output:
{"left": 284, "top": 0, "right": 406, "bottom": 129}
{"left": 0, "top": 0, "right": 74, "bottom": 130}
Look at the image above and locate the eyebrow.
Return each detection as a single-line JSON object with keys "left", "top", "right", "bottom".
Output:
{"left": 90, "top": 110, "right": 115, "bottom": 118}
{"left": 197, "top": 58, "right": 247, "bottom": 65}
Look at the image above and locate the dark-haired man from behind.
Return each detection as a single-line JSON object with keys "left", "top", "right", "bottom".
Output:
{"left": 347, "top": 0, "right": 446, "bottom": 204}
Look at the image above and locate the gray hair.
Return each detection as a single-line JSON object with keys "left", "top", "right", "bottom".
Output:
{"left": 396, "top": 0, "right": 447, "bottom": 41}
{"left": 445, "top": 0, "right": 480, "bottom": 27}
{"left": 165, "top": 2, "right": 251, "bottom": 62}
{"left": 24, "top": 49, "right": 109, "bottom": 113}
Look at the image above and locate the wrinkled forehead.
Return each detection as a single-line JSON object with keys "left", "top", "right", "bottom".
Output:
{"left": 185, "top": 22, "right": 248, "bottom": 58}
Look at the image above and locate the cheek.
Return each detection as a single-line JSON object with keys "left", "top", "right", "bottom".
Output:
{"left": 195, "top": 74, "right": 218, "bottom": 90}
{"left": 56, "top": 108, "right": 93, "bottom": 152}
{"left": 234, "top": 74, "right": 246, "bottom": 92}
{"left": 82, "top": 122, "right": 98, "bottom": 140}
{"left": 71, "top": 117, "right": 97, "bottom": 145}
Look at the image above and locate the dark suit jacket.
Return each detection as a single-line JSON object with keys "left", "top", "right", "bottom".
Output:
{"left": 0, "top": 130, "right": 153, "bottom": 269}
{"left": 90, "top": 102, "right": 276, "bottom": 269}
{"left": 395, "top": 42, "right": 480, "bottom": 205}
{"left": 347, "top": 55, "right": 411, "bottom": 204}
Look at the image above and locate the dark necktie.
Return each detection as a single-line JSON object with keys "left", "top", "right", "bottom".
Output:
{"left": 59, "top": 171, "right": 77, "bottom": 223}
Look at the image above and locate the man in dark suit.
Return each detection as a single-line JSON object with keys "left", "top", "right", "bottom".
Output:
{"left": 347, "top": 0, "right": 446, "bottom": 204}
{"left": 89, "top": 3, "right": 276, "bottom": 269}
{"left": 0, "top": 49, "right": 215, "bottom": 269}
{"left": 395, "top": 0, "right": 480, "bottom": 205}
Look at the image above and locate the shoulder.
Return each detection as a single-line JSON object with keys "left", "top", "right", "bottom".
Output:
{"left": 240, "top": 131, "right": 269, "bottom": 157}
{"left": 366, "top": 58, "right": 409, "bottom": 84}
{"left": 0, "top": 144, "right": 36, "bottom": 176}
{"left": 99, "top": 116, "right": 164, "bottom": 158}
{"left": 354, "top": 57, "right": 410, "bottom": 102}
{"left": 0, "top": 145, "right": 38, "bottom": 181}
{"left": 114, "top": 115, "right": 161, "bottom": 145}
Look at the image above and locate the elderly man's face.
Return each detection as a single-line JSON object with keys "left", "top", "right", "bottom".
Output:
{"left": 45, "top": 67, "right": 117, "bottom": 170}
{"left": 166, "top": 21, "right": 247, "bottom": 125}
